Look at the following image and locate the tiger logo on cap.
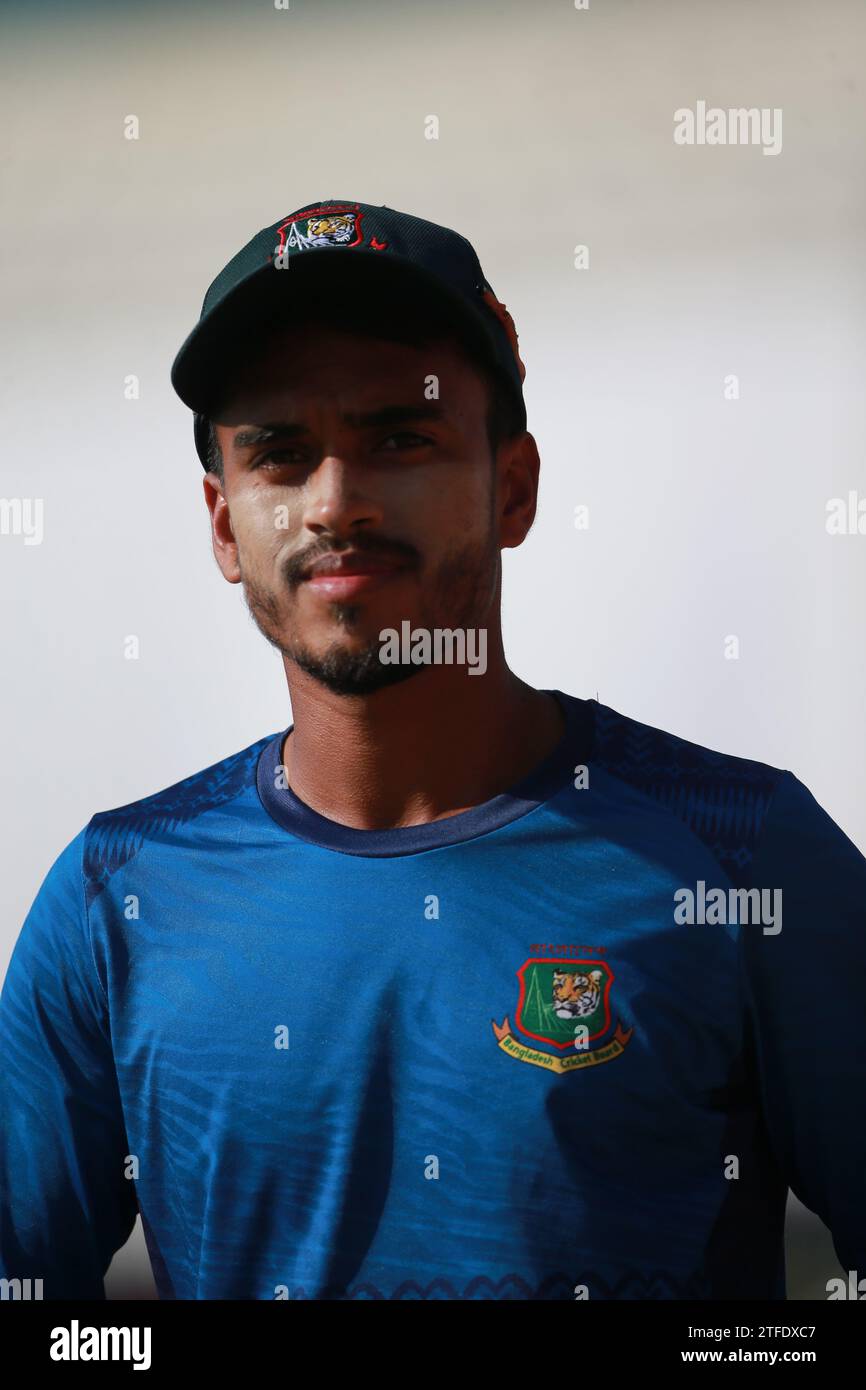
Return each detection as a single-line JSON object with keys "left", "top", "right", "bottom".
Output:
{"left": 280, "top": 206, "right": 363, "bottom": 253}
{"left": 306, "top": 214, "right": 356, "bottom": 245}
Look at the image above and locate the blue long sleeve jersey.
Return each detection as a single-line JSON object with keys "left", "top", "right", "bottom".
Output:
{"left": 1, "top": 689, "right": 864, "bottom": 1301}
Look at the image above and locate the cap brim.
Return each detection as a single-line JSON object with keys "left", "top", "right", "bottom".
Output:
{"left": 171, "top": 247, "right": 503, "bottom": 418}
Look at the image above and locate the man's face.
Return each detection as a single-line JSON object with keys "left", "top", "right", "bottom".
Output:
{"left": 206, "top": 322, "right": 527, "bottom": 695}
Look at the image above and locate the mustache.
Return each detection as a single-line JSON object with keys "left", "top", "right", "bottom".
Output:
{"left": 284, "top": 535, "right": 421, "bottom": 586}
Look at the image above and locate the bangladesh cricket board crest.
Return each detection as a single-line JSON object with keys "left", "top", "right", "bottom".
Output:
{"left": 492, "top": 956, "right": 633, "bottom": 1074}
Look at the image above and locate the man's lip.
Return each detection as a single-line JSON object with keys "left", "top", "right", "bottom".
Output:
{"left": 303, "top": 570, "right": 409, "bottom": 601}
{"left": 302, "top": 554, "right": 410, "bottom": 579}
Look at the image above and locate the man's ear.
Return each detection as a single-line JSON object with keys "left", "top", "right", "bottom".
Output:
{"left": 203, "top": 458, "right": 242, "bottom": 584}
{"left": 498, "top": 431, "right": 540, "bottom": 549}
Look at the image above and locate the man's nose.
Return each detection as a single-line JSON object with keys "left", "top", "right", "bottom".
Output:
{"left": 301, "top": 455, "right": 385, "bottom": 535}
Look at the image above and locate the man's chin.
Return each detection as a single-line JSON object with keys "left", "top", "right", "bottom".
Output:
{"left": 287, "top": 641, "right": 423, "bottom": 697}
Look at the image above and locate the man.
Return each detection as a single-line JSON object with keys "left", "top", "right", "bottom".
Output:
{"left": 1, "top": 199, "right": 864, "bottom": 1301}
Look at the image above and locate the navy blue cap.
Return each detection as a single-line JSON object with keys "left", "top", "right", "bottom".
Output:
{"left": 170, "top": 199, "right": 527, "bottom": 470}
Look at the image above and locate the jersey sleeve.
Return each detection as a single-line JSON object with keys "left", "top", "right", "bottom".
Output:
{"left": 0, "top": 826, "right": 139, "bottom": 1299}
{"left": 739, "top": 770, "right": 866, "bottom": 1277}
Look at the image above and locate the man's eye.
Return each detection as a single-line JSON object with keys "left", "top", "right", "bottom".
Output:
{"left": 253, "top": 450, "right": 304, "bottom": 469}
{"left": 378, "top": 432, "right": 432, "bottom": 451}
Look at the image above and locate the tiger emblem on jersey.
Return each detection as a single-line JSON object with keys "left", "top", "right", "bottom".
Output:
{"left": 551, "top": 968, "right": 604, "bottom": 1020}
{"left": 492, "top": 955, "right": 633, "bottom": 1073}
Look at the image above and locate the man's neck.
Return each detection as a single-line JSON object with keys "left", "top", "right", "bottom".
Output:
{"left": 279, "top": 662, "right": 566, "bottom": 831}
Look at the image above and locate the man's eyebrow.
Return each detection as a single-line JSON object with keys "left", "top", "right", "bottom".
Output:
{"left": 230, "top": 404, "right": 446, "bottom": 451}
{"left": 231, "top": 424, "right": 304, "bottom": 450}
{"left": 342, "top": 404, "right": 447, "bottom": 430}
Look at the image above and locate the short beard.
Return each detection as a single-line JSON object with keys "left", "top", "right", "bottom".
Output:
{"left": 238, "top": 531, "right": 499, "bottom": 697}
{"left": 291, "top": 630, "right": 419, "bottom": 696}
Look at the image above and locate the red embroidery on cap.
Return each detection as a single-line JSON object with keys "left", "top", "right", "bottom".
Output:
{"left": 370, "top": 237, "right": 388, "bottom": 250}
